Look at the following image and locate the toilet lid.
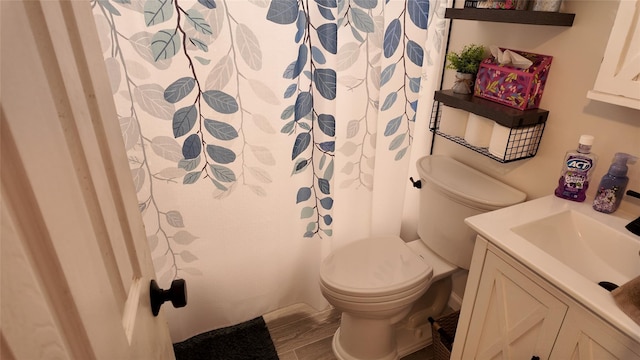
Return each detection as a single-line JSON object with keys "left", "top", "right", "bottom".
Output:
{"left": 417, "top": 155, "right": 526, "bottom": 210}
{"left": 320, "top": 236, "right": 433, "bottom": 297}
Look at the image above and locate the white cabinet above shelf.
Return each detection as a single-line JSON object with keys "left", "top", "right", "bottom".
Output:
{"left": 587, "top": 0, "right": 640, "bottom": 110}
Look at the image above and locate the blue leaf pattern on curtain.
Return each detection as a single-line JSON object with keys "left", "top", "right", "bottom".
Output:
{"left": 92, "top": 0, "right": 448, "bottom": 338}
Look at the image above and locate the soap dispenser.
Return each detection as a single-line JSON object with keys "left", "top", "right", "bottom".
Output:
{"left": 593, "top": 152, "right": 637, "bottom": 213}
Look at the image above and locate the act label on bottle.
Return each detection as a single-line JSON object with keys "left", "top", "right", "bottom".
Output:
{"left": 564, "top": 156, "right": 593, "bottom": 190}
{"left": 566, "top": 158, "right": 592, "bottom": 172}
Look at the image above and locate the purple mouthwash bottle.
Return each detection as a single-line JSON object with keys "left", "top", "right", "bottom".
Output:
{"left": 554, "top": 135, "right": 598, "bottom": 202}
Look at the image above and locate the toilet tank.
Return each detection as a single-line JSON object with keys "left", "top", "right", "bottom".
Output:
{"left": 416, "top": 155, "right": 526, "bottom": 269}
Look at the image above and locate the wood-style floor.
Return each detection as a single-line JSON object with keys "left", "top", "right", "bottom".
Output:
{"left": 264, "top": 303, "right": 434, "bottom": 360}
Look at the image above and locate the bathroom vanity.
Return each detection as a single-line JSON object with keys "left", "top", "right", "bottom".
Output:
{"left": 452, "top": 196, "right": 640, "bottom": 359}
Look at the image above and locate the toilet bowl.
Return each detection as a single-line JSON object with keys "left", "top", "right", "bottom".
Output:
{"left": 319, "top": 155, "right": 526, "bottom": 360}
{"left": 319, "top": 236, "right": 433, "bottom": 360}
{"left": 320, "top": 237, "right": 457, "bottom": 360}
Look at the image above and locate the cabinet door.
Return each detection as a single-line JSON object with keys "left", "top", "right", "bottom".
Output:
{"left": 551, "top": 306, "right": 640, "bottom": 360}
{"left": 587, "top": 0, "right": 640, "bottom": 109}
{"left": 461, "top": 251, "right": 568, "bottom": 359}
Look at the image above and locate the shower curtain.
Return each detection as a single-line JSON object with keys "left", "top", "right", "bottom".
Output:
{"left": 91, "top": 0, "right": 449, "bottom": 341}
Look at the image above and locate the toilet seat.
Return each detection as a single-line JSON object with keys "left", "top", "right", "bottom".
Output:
{"left": 319, "top": 236, "right": 433, "bottom": 300}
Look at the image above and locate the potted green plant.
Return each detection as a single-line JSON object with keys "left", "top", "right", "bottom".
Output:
{"left": 446, "top": 44, "right": 486, "bottom": 94}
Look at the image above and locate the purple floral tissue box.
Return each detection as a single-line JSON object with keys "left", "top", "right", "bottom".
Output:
{"left": 474, "top": 49, "right": 553, "bottom": 110}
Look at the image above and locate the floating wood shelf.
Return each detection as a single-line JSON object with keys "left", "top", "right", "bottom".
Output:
{"left": 434, "top": 90, "right": 548, "bottom": 128}
{"left": 445, "top": 8, "right": 575, "bottom": 26}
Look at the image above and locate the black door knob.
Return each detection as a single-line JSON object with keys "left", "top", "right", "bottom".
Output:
{"left": 150, "top": 279, "right": 187, "bottom": 316}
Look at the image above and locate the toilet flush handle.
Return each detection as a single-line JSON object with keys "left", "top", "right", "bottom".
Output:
{"left": 409, "top": 177, "right": 422, "bottom": 189}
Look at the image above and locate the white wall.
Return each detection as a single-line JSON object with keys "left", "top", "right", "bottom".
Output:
{"left": 431, "top": 0, "right": 640, "bottom": 302}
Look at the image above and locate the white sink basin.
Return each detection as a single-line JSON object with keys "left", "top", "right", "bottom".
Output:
{"left": 512, "top": 209, "right": 640, "bottom": 287}
{"left": 465, "top": 195, "right": 640, "bottom": 342}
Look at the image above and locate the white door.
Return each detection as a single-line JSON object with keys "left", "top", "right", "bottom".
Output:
{"left": 1, "top": 0, "right": 176, "bottom": 359}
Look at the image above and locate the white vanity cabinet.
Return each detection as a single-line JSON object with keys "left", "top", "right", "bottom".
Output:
{"left": 451, "top": 237, "right": 640, "bottom": 360}
{"left": 587, "top": 0, "right": 640, "bottom": 110}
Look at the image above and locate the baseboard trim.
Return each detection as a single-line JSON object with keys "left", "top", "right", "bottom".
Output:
{"left": 448, "top": 292, "right": 463, "bottom": 311}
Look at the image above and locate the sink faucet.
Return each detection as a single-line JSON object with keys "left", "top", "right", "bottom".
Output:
{"left": 626, "top": 190, "right": 640, "bottom": 236}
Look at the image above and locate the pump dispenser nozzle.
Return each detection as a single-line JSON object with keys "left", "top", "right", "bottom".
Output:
{"left": 593, "top": 152, "right": 638, "bottom": 213}
{"left": 608, "top": 152, "right": 637, "bottom": 177}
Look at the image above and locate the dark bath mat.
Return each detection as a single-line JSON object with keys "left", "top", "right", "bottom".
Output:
{"left": 173, "top": 316, "right": 279, "bottom": 360}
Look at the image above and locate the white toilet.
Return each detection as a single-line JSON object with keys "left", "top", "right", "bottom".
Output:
{"left": 319, "top": 155, "right": 526, "bottom": 360}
